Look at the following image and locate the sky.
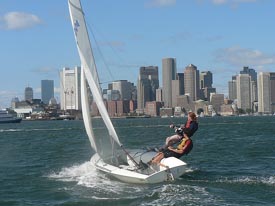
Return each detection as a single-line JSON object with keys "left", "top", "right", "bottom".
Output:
{"left": 0, "top": 0, "right": 275, "bottom": 108}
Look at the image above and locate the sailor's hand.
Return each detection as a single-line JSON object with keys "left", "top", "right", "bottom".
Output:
{"left": 168, "top": 146, "right": 173, "bottom": 150}
{"left": 170, "top": 124, "right": 175, "bottom": 128}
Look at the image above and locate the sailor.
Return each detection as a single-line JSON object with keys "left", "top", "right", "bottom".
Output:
{"left": 163, "top": 112, "right": 198, "bottom": 149}
{"left": 149, "top": 112, "right": 198, "bottom": 164}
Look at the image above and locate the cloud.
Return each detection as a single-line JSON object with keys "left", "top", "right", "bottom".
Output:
{"left": 210, "top": 0, "right": 258, "bottom": 7}
{"left": 145, "top": 0, "right": 177, "bottom": 8}
{"left": 214, "top": 46, "right": 275, "bottom": 69}
{"left": 0, "top": 11, "right": 42, "bottom": 30}
{"left": 31, "top": 67, "right": 58, "bottom": 76}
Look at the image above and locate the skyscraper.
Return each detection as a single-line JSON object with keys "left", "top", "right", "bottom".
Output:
{"left": 112, "top": 80, "right": 133, "bottom": 100}
{"left": 240, "top": 66, "right": 257, "bottom": 82}
{"left": 60, "top": 67, "right": 81, "bottom": 111}
{"left": 258, "top": 72, "right": 271, "bottom": 114}
{"left": 184, "top": 64, "right": 199, "bottom": 101}
{"left": 200, "top": 71, "right": 213, "bottom": 89}
{"left": 200, "top": 71, "right": 214, "bottom": 100}
{"left": 41, "top": 80, "right": 54, "bottom": 104}
{"left": 162, "top": 58, "right": 176, "bottom": 108}
{"left": 228, "top": 75, "right": 237, "bottom": 100}
{"left": 270, "top": 72, "right": 275, "bottom": 113}
{"left": 24, "top": 86, "right": 33, "bottom": 101}
{"left": 240, "top": 66, "right": 258, "bottom": 102}
{"left": 176, "top": 73, "right": 184, "bottom": 95}
{"left": 236, "top": 74, "right": 251, "bottom": 111}
{"left": 137, "top": 66, "right": 159, "bottom": 114}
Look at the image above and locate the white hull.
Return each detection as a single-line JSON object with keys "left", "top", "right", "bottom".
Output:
{"left": 91, "top": 150, "right": 188, "bottom": 184}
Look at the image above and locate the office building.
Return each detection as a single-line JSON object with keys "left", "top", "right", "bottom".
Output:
{"left": 184, "top": 64, "right": 200, "bottom": 101}
{"left": 176, "top": 73, "right": 184, "bottom": 95}
{"left": 200, "top": 71, "right": 213, "bottom": 89}
{"left": 156, "top": 88, "right": 162, "bottom": 102}
{"left": 112, "top": 80, "right": 133, "bottom": 100}
{"left": 258, "top": 72, "right": 271, "bottom": 114}
{"left": 162, "top": 58, "right": 176, "bottom": 108}
{"left": 137, "top": 66, "right": 159, "bottom": 114}
{"left": 25, "top": 86, "right": 33, "bottom": 101}
{"left": 240, "top": 66, "right": 257, "bottom": 82}
{"left": 60, "top": 67, "right": 81, "bottom": 111}
{"left": 228, "top": 80, "right": 237, "bottom": 100}
{"left": 210, "top": 93, "right": 224, "bottom": 113}
{"left": 240, "top": 66, "right": 258, "bottom": 102}
{"left": 236, "top": 74, "right": 251, "bottom": 111}
{"left": 270, "top": 72, "right": 275, "bottom": 113}
{"left": 41, "top": 80, "right": 54, "bottom": 104}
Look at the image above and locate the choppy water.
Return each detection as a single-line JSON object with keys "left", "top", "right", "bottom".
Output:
{"left": 0, "top": 116, "right": 275, "bottom": 206}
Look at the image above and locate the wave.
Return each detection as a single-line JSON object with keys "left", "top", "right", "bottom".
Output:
{"left": 213, "top": 176, "right": 275, "bottom": 187}
{"left": 47, "top": 161, "right": 147, "bottom": 200}
{"left": 0, "top": 129, "right": 23, "bottom": 132}
{"left": 0, "top": 127, "right": 78, "bottom": 133}
{"left": 47, "top": 162, "right": 219, "bottom": 204}
{"left": 189, "top": 176, "right": 275, "bottom": 187}
{"left": 140, "top": 184, "right": 219, "bottom": 206}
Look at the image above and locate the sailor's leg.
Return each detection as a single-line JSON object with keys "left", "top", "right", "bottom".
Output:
{"left": 165, "top": 134, "right": 181, "bottom": 147}
{"left": 152, "top": 152, "right": 164, "bottom": 164}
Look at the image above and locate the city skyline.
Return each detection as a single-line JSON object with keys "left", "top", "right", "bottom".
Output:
{"left": 1, "top": 0, "right": 275, "bottom": 108}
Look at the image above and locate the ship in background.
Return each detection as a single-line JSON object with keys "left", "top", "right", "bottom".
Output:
{"left": 0, "top": 110, "right": 22, "bottom": 124}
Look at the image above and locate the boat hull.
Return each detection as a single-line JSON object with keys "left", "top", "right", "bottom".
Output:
{"left": 0, "top": 118, "right": 22, "bottom": 124}
{"left": 90, "top": 150, "right": 188, "bottom": 184}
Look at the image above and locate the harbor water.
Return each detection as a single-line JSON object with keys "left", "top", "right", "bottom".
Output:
{"left": 1, "top": 116, "right": 275, "bottom": 206}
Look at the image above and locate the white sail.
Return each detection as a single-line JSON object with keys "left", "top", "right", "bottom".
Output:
{"left": 68, "top": 0, "right": 122, "bottom": 150}
{"left": 80, "top": 67, "right": 97, "bottom": 152}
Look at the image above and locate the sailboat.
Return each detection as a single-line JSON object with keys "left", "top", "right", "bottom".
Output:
{"left": 68, "top": 0, "right": 188, "bottom": 184}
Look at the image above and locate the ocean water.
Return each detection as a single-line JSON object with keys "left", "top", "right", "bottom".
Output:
{"left": 0, "top": 116, "right": 274, "bottom": 206}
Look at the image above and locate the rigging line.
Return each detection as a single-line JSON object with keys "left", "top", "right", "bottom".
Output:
{"left": 86, "top": 22, "right": 115, "bottom": 82}
{"left": 120, "top": 145, "right": 140, "bottom": 168}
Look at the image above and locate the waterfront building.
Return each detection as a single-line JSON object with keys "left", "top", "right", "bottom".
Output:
{"left": 11, "top": 97, "right": 20, "bottom": 109}
{"left": 203, "top": 87, "right": 216, "bottom": 101}
{"left": 137, "top": 66, "right": 159, "bottom": 114}
{"left": 240, "top": 66, "right": 258, "bottom": 102}
{"left": 171, "top": 73, "right": 185, "bottom": 107}
{"left": 145, "top": 101, "right": 162, "bottom": 117}
{"left": 199, "top": 71, "right": 215, "bottom": 100}
{"left": 236, "top": 74, "right": 251, "bottom": 111}
{"left": 210, "top": 93, "right": 224, "bottom": 113}
{"left": 228, "top": 79, "right": 237, "bottom": 100}
{"left": 112, "top": 80, "right": 133, "bottom": 100}
{"left": 172, "top": 79, "right": 180, "bottom": 107}
{"left": 129, "top": 100, "right": 137, "bottom": 113}
{"left": 107, "top": 101, "right": 117, "bottom": 117}
{"left": 176, "top": 73, "right": 185, "bottom": 95}
{"left": 240, "top": 66, "right": 257, "bottom": 82}
{"left": 24, "top": 86, "right": 33, "bottom": 101}
{"left": 200, "top": 71, "right": 213, "bottom": 89}
{"left": 184, "top": 64, "right": 200, "bottom": 101}
{"left": 270, "top": 72, "right": 275, "bottom": 113}
{"left": 156, "top": 88, "right": 163, "bottom": 102}
{"left": 258, "top": 72, "right": 271, "bottom": 114}
{"left": 60, "top": 67, "right": 81, "bottom": 111}
{"left": 116, "top": 100, "right": 130, "bottom": 116}
{"left": 106, "top": 90, "right": 120, "bottom": 101}
{"left": 162, "top": 58, "right": 176, "bottom": 108}
{"left": 176, "top": 95, "right": 194, "bottom": 112}
{"left": 41, "top": 80, "right": 54, "bottom": 105}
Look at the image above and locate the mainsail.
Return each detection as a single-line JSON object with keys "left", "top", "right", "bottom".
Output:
{"left": 68, "top": 0, "right": 125, "bottom": 162}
